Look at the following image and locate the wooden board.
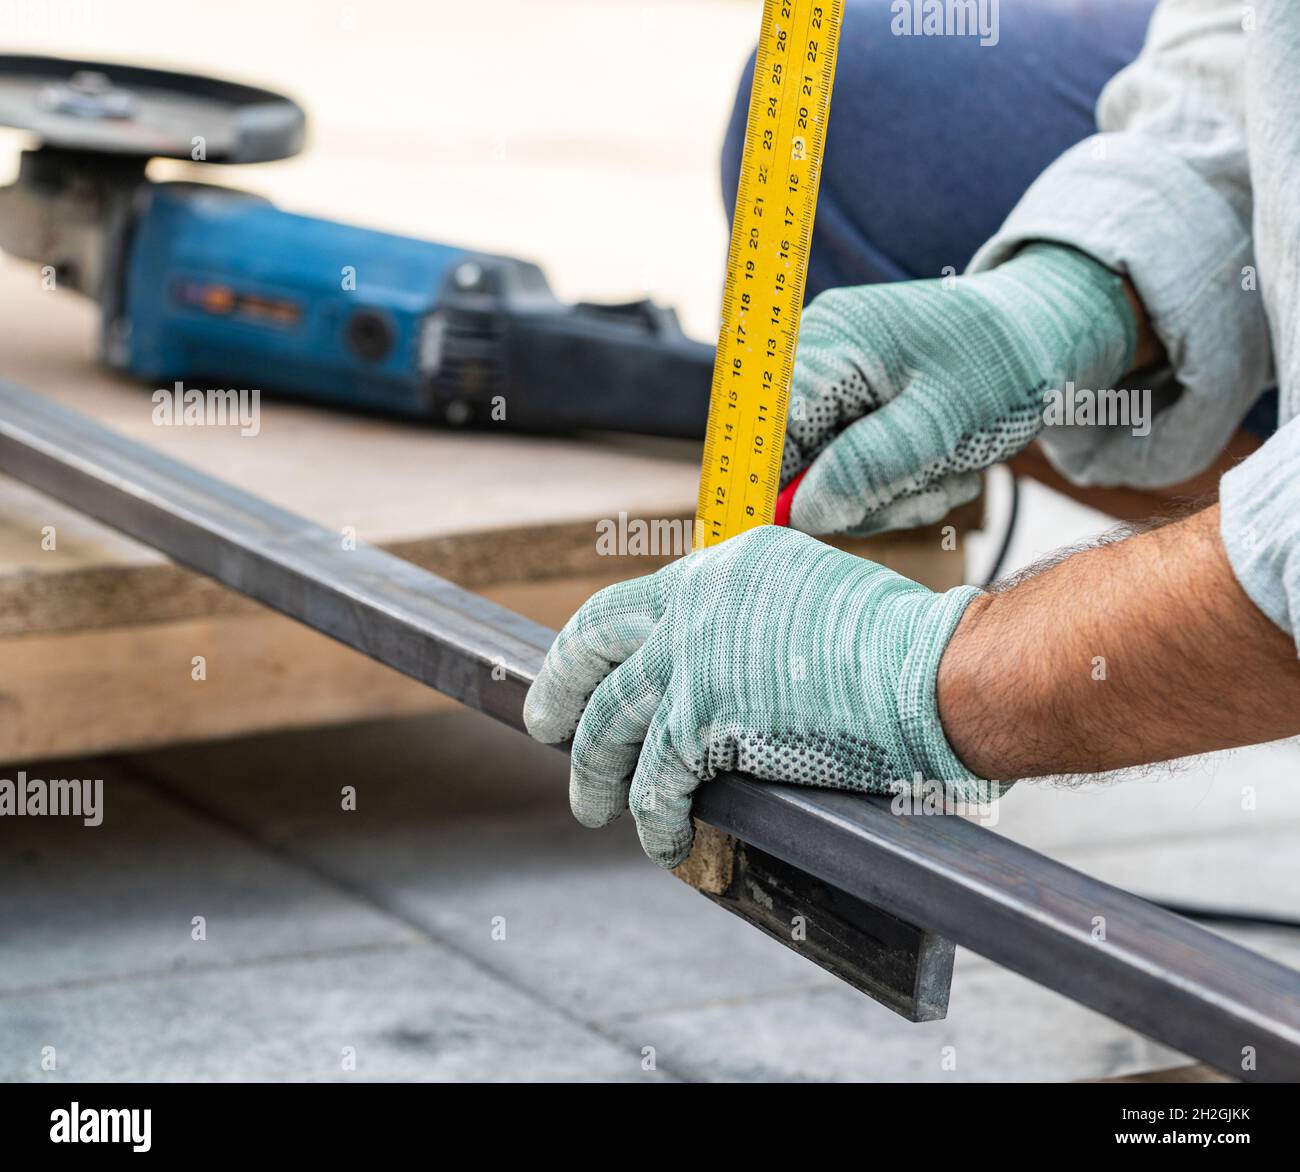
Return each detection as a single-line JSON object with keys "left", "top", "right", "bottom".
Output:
{"left": 0, "top": 457, "right": 974, "bottom": 766}
{"left": 0, "top": 576, "right": 616, "bottom": 762}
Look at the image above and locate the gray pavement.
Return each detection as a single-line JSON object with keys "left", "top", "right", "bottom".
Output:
{"left": 3, "top": 702, "right": 1296, "bottom": 1082}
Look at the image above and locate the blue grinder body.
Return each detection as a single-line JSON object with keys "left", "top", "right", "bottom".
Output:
{"left": 119, "top": 184, "right": 467, "bottom": 418}
{"left": 114, "top": 183, "right": 714, "bottom": 435}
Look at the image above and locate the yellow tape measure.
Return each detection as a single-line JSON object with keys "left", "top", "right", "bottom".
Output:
{"left": 696, "top": 0, "right": 842, "bottom": 547}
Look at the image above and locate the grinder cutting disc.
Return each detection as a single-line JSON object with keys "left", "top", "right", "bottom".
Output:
{"left": 0, "top": 54, "right": 305, "bottom": 163}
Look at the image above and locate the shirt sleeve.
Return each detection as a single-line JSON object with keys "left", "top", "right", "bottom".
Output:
{"left": 1220, "top": 416, "right": 1300, "bottom": 644}
{"left": 967, "top": 0, "right": 1274, "bottom": 489}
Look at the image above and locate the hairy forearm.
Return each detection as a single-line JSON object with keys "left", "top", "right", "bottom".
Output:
{"left": 936, "top": 504, "right": 1300, "bottom": 780}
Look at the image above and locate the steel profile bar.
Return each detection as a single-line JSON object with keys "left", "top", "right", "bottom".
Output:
{"left": 2, "top": 378, "right": 1298, "bottom": 1080}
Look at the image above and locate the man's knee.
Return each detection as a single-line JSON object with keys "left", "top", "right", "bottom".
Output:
{"left": 719, "top": 0, "right": 1157, "bottom": 290}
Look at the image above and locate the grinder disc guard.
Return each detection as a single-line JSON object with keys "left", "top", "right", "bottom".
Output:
{"left": 0, "top": 54, "right": 305, "bottom": 163}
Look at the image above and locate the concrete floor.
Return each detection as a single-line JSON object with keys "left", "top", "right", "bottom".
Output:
{"left": 3, "top": 477, "right": 1298, "bottom": 1082}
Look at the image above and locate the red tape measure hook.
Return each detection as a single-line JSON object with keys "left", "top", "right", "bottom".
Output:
{"left": 774, "top": 468, "right": 807, "bottom": 528}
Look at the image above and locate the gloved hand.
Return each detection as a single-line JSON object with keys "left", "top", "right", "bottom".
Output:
{"left": 782, "top": 243, "right": 1137, "bottom": 535}
{"left": 523, "top": 526, "right": 1006, "bottom": 868}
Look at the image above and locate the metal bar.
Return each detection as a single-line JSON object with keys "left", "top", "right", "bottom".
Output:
{"left": 695, "top": 780, "right": 1300, "bottom": 1080}
{"left": 2, "top": 378, "right": 1298, "bottom": 1079}
{"left": 0, "top": 378, "right": 953, "bottom": 1022}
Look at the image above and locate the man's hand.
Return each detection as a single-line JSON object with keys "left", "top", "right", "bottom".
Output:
{"left": 524, "top": 526, "right": 1002, "bottom": 868}
{"left": 783, "top": 244, "right": 1137, "bottom": 535}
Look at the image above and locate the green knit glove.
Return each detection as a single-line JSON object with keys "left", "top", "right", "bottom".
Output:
{"left": 523, "top": 526, "right": 1003, "bottom": 868}
{"left": 784, "top": 244, "right": 1137, "bottom": 535}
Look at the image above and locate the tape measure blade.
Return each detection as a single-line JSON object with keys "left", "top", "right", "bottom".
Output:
{"left": 696, "top": 0, "right": 842, "bottom": 548}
